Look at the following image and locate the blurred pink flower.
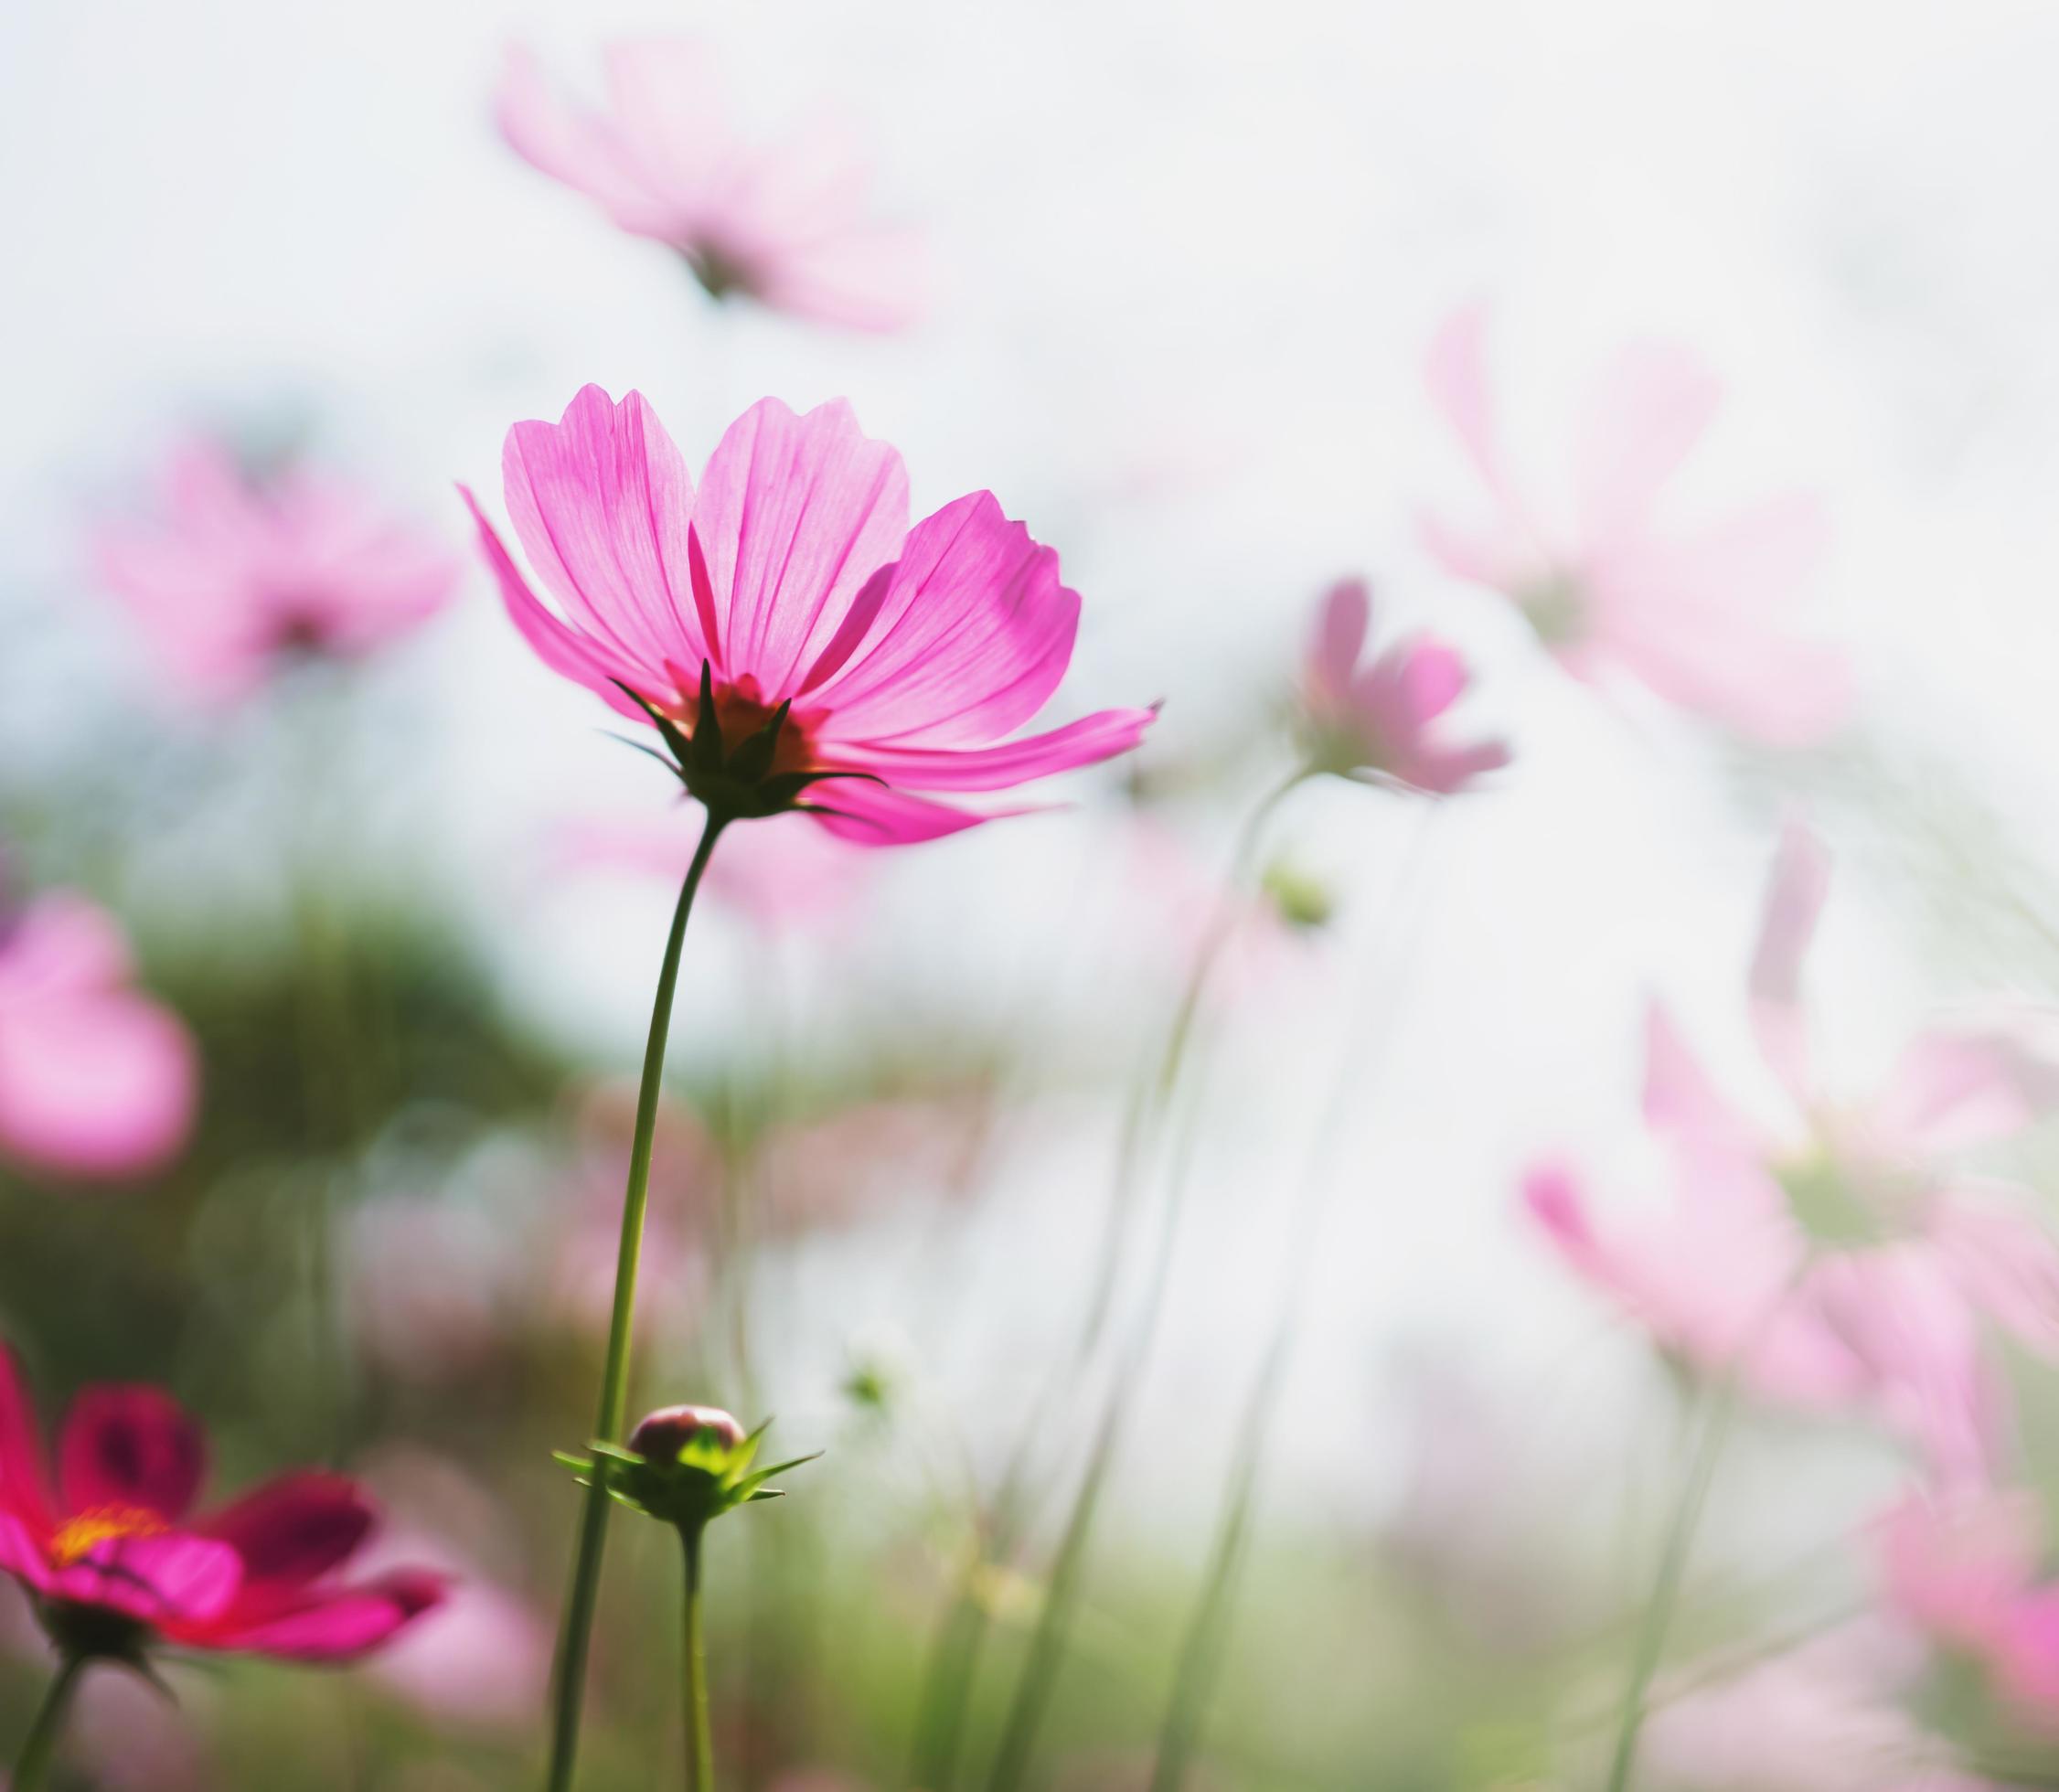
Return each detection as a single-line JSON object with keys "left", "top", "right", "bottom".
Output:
{"left": 1528, "top": 827, "right": 2059, "bottom": 1477}
{"left": 495, "top": 40, "right": 923, "bottom": 333}
{"left": 1637, "top": 1622, "right": 1981, "bottom": 1792}
{"left": 558, "top": 805, "right": 872, "bottom": 935}
{"left": 1301, "top": 578, "right": 1509, "bottom": 794}
{"left": 1420, "top": 304, "right": 1846, "bottom": 744}
{"left": 1879, "top": 1488, "right": 2059, "bottom": 1732}
{"left": 464, "top": 387, "right": 1155, "bottom": 845}
{"left": 0, "top": 1349, "right": 440, "bottom": 1663}
{"left": 357, "top": 1456, "right": 550, "bottom": 1733}
{"left": 0, "top": 891, "right": 197, "bottom": 1182}
{"left": 93, "top": 439, "right": 461, "bottom": 705}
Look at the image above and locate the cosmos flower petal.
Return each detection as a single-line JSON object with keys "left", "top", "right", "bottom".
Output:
{"left": 1307, "top": 579, "right": 1369, "bottom": 707}
{"left": 51, "top": 1531, "right": 244, "bottom": 1627}
{"left": 805, "top": 492, "right": 1080, "bottom": 747}
{"left": 459, "top": 485, "right": 650, "bottom": 722}
{"left": 191, "top": 1570, "right": 445, "bottom": 1661}
{"left": 1748, "top": 822, "right": 1830, "bottom": 1104}
{"left": 0, "top": 1351, "right": 54, "bottom": 1536}
{"left": 503, "top": 385, "right": 707, "bottom": 677}
{"left": 829, "top": 708, "right": 1157, "bottom": 791}
{"left": 59, "top": 1384, "right": 208, "bottom": 1521}
{"left": 1573, "top": 339, "right": 1723, "bottom": 549}
{"left": 199, "top": 1471, "right": 377, "bottom": 1589}
{"left": 805, "top": 782, "right": 1003, "bottom": 847}
{"left": 691, "top": 397, "right": 910, "bottom": 699}
{"left": 494, "top": 46, "right": 657, "bottom": 225}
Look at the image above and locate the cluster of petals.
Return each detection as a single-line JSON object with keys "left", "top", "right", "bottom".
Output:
{"left": 0, "top": 1349, "right": 439, "bottom": 1659}
{"left": 93, "top": 439, "right": 459, "bottom": 707}
{"left": 1527, "top": 825, "right": 2059, "bottom": 1480}
{"left": 496, "top": 39, "right": 923, "bottom": 333}
{"left": 464, "top": 386, "right": 1155, "bottom": 845}
{"left": 0, "top": 888, "right": 197, "bottom": 1182}
{"left": 1300, "top": 579, "right": 1509, "bottom": 795}
{"left": 1419, "top": 304, "right": 1847, "bottom": 745}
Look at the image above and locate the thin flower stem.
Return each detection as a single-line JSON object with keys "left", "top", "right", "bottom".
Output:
{"left": 1149, "top": 810, "right": 1444, "bottom": 1792}
{"left": 11, "top": 1653, "right": 88, "bottom": 1792}
{"left": 978, "top": 774, "right": 1306, "bottom": 1792}
{"left": 545, "top": 808, "right": 728, "bottom": 1792}
{"left": 1602, "top": 1376, "right": 1740, "bottom": 1792}
{"left": 681, "top": 1524, "right": 715, "bottom": 1792}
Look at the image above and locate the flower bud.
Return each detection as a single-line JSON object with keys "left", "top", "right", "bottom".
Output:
{"left": 630, "top": 1404, "right": 747, "bottom": 1464}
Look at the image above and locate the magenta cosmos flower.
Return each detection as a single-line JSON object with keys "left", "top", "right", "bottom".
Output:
{"left": 0, "top": 1349, "right": 440, "bottom": 1663}
{"left": 1300, "top": 578, "right": 1508, "bottom": 794}
{"left": 93, "top": 439, "right": 462, "bottom": 706}
{"left": 495, "top": 40, "right": 923, "bottom": 333}
{"left": 463, "top": 388, "right": 1156, "bottom": 843}
{"left": 0, "top": 889, "right": 197, "bottom": 1182}
{"left": 1420, "top": 304, "right": 1847, "bottom": 745}
{"left": 1528, "top": 827, "right": 2059, "bottom": 1481}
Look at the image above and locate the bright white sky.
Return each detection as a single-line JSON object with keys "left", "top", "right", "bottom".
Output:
{"left": 5, "top": 0, "right": 2058, "bottom": 1520}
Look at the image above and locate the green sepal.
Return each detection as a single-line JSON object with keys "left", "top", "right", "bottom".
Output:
{"left": 689, "top": 661, "right": 726, "bottom": 774}
{"left": 727, "top": 699, "right": 794, "bottom": 784}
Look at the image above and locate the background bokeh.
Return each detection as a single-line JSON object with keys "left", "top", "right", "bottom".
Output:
{"left": 5, "top": 1, "right": 2059, "bottom": 1787}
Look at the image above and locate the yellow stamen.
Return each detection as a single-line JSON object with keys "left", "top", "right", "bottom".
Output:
{"left": 48, "top": 1505, "right": 166, "bottom": 1567}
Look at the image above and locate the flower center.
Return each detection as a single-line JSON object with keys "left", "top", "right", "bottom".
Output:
{"left": 1516, "top": 570, "right": 1587, "bottom": 645}
{"left": 48, "top": 1505, "right": 167, "bottom": 1567}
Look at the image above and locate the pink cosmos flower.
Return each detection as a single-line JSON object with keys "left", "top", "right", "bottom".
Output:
{"left": 1527, "top": 826, "right": 2059, "bottom": 1478}
{"left": 558, "top": 805, "right": 872, "bottom": 935}
{"left": 0, "top": 890, "right": 197, "bottom": 1182}
{"left": 1300, "top": 578, "right": 1509, "bottom": 793}
{"left": 0, "top": 1349, "right": 441, "bottom": 1662}
{"left": 463, "top": 387, "right": 1155, "bottom": 844}
{"left": 93, "top": 439, "right": 462, "bottom": 706}
{"left": 495, "top": 40, "right": 923, "bottom": 333}
{"left": 1420, "top": 304, "right": 1846, "bottom": 744}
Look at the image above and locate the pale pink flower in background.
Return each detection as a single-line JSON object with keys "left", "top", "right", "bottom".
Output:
{"left": 1300, "top": 578, "right": 1509, "bottom": 794}
{"left": 558, "top": 805, "right": 872, "bottom": 935}
{"left": 1419, "top": 304, "right": 1846, "bottom": 744}
{"left": 358, "top": 1454, "right": 551, "bottom": 1732}
{"left": 1636, "top": 1623, "right": 1982, "bottom": 1792}
{"left": 1118, "top": 816, "right": 1318, "bottom": 1011}
{"left": 1527, "top": 826, "right": 2059, "bottom": 1477}
{"left": 93, "top": 440, "right": 461, "bottom": 706}
{"left": 1878, "top": 1488, "right": 2059, "bottom": 1732}
{"left": 464, "top": 388, "right": 1155, "bottom": 844}
{"left": 0, "top": 890, "right": 197, "bottom": 1181}
{"left": 495, "top": 40, "right": 923, "bottom": 333}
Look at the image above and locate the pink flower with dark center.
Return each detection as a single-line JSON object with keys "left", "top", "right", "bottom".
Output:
{"left": 1300, "top": 578, "right": 1508, "bottom": 794}
{"left": 463, "top": 387, "right": 1156, "bottom": 844}
{"left": 495, "top": 40, "right": 923, "bottom": 332}
{"left": 1527, "top": 826, "right": 2059, "bottom": 1479}
{"left": 1420, "top": 304, "right": 1847, "bottom": 744}
{"left": 0, "top": 890, "right": 197, "bottom": 1182}
{"left": 93, "top": 440, "right": 462, "bottom": 706}
{"left": 0, "top": 1349, "right": 441, "bottom": 1663}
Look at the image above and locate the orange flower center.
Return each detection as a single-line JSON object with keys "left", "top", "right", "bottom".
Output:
{"left": 48, "top": 1505, "right": 167, "bottom": 1567}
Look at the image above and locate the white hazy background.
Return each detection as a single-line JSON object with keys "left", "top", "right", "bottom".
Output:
{"left": 5, "top": 0, "right": 2059, "bottom": 1536}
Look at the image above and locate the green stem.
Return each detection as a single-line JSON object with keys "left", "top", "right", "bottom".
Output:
{"left": 12, "top": 1653, "right": 87, "bottom": 1792}
{"left": 682, "top": 1524, "right": 714, "bottom": 1792}
{"left": 1602, "top": 1378, "right": 1739, "bottom": 1792}
{"left": 978, "top": 775, "right": 1305, "bottom": 1792}
{"left": 544, "top": 809, "right": 728, "bottom": 1792}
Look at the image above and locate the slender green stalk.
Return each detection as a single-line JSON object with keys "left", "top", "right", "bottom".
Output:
{"left": 1602, "top": 1379, "right": 1739, "bottom": 1792}
{"left": 11, "top": 1653, "right": 87, "bottom": 1792}
{"left": 681, "top": 1524, "right": 714, "bottom": 1792}
{"left": 981, "top": 776, "right": 1305, "bottom": 1792}
{"left": 545, "top": 809, "right": 728, "bottom": 1792}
